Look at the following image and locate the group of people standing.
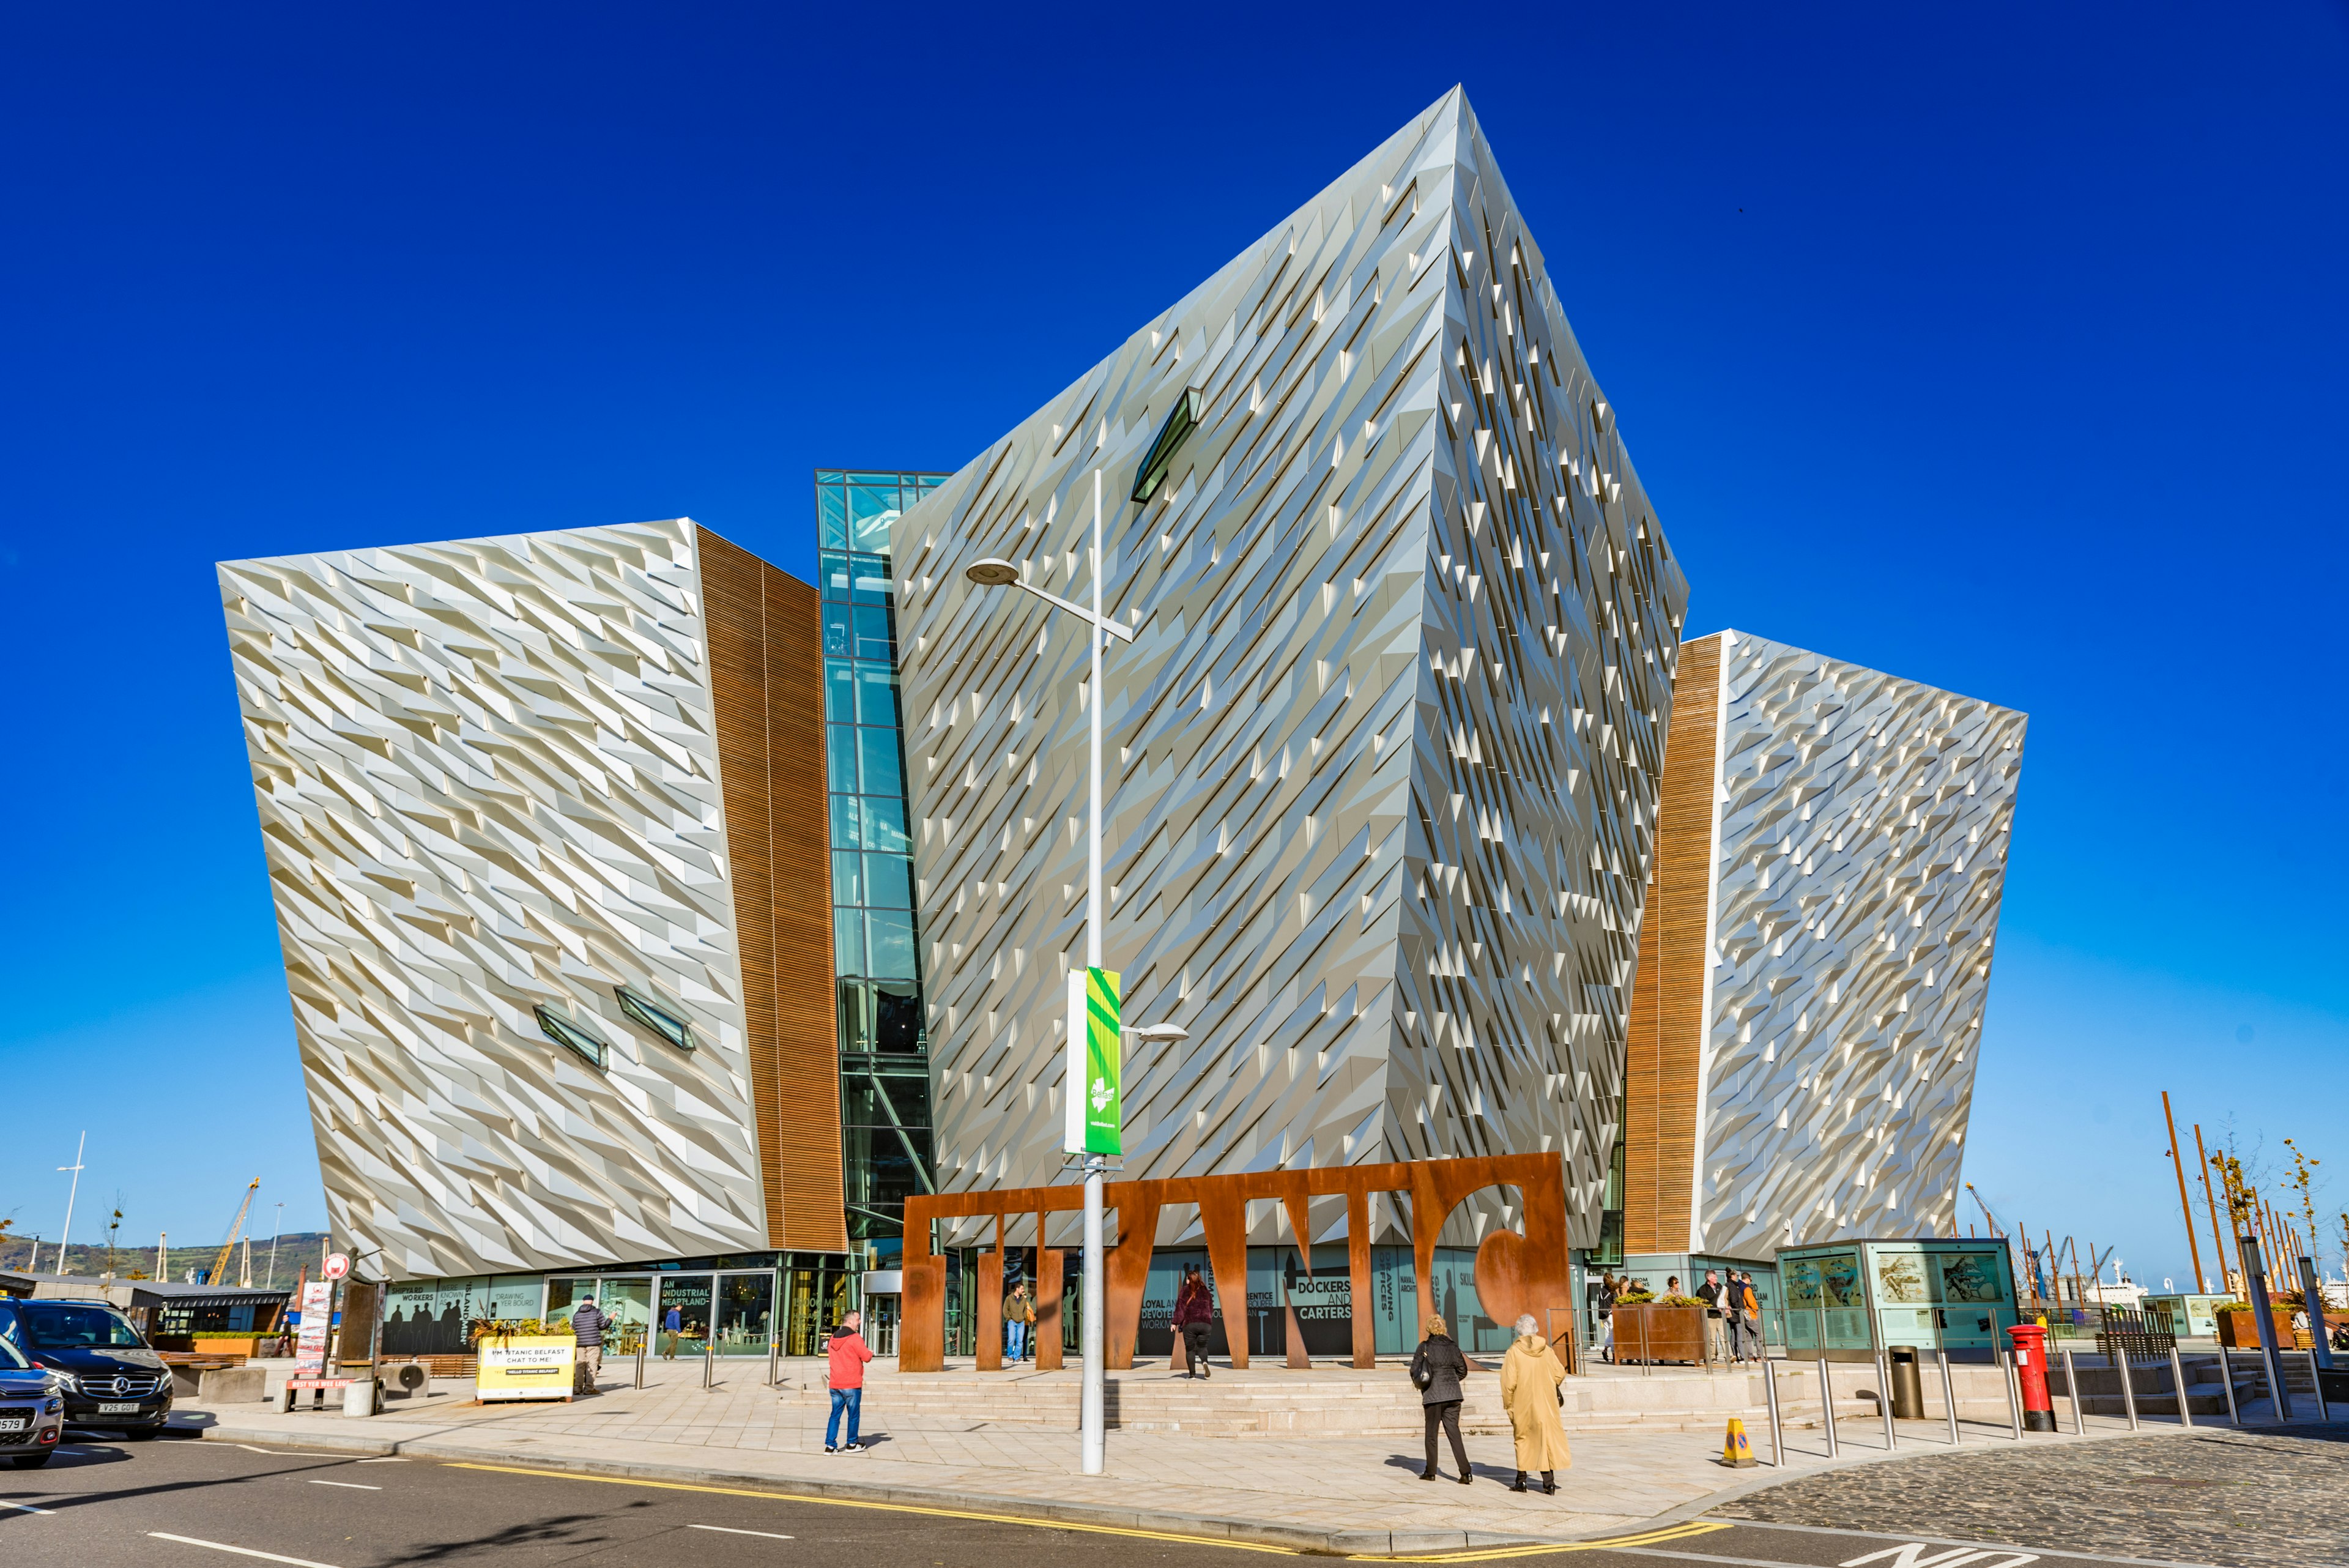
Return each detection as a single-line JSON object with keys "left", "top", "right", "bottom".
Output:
{"left": 1591, "top": 1267, "right": 1765, "bottom": 1365}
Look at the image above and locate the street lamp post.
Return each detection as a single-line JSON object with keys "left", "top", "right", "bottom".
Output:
{"left": 964, "top": 469, "right": 1187, "bottom": 1478}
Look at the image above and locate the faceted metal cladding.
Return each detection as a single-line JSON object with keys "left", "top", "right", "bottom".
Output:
{"left": 1641, "top": 631, "right": 2026, "bottom": 1258}
{"left": 219, "top": 521, "right": 826, "bottom": 1279}
{"left": 894, "top": 89, "right": 1688, "bottom": 1250}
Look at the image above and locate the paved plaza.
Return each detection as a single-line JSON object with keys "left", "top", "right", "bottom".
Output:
{"left": 162, "top": 1353, "right": 2288, "bottom": 1555}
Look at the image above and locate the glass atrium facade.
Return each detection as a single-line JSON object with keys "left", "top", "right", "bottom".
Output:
{"left": 819, "top": 469, "right": 949, "bottom": 1275}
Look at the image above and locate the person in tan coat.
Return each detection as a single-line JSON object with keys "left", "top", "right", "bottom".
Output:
{"left": 1499, "top": 1313, "right": 1571, "bottom": 1493}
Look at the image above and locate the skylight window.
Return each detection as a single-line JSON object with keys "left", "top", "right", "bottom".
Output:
{"left": 533, "top": 1005, "right": 609, "bottom": 1069}
{"left": 1130, "top": 387, "right": 1204, "bottom": 503}
{"left": 617, "top": 987, "right": 696, "bottom": 1052}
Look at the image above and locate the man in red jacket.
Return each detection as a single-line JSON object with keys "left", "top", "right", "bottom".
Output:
{"left": 825, "top": 1311, "right": 874, "bottom": 1454}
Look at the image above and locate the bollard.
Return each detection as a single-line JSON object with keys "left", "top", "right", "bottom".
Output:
{"left": 2214, "top": 1348, "right": 2240, "bottom": 1425}
{"left": 1817, "top": 1357, "right": 1839, "bottom": 1458}
{"left": 1938, "top": 1348, "right": 1961, "bottom": 1447}
{"left": 703, "top": 1333, "right": 714, "bottom": 1389}
{"left": 2309, "top": 1351, "right": 2329, "bottom": 1423}
{"left": 2169, "top": 1347, "right": 2195, "bottom": 1429}
{"left": 1762, "top": 1358, "right": 1784, "bottom": 1466}
{"left": 2001, "top": 1350, "right": 2023, "bottom": 1439}
{"left": 1873, "top": 1350, "right": 1898, "bottom": 1450}
{"left": 2061, "top": 1345, "right": 2086, "bottom": 1434}
{"left": 634, "top": 1339, "right": 646, "bottom": 1391}
{"left": 2116, "top": 1346, "right": 2139, "bottom": 1432}
{"left": 767, "top": 1335, "right": 781, "bottom": 1388}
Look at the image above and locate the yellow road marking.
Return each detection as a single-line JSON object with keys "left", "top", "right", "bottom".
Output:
{"left": 1359, "top": 1520, "right": 1732, "bottom": 1561}
{"left": 440, "top": 1460, "right": 1729, "bottom": 1562}
{"left": 440, "top": 1463, "right": 1299, "bottom": 1553}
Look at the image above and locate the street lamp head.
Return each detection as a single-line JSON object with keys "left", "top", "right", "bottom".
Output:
{"left": 965, "top": 558, "right": 1020, "bottom": 587}
{"left": 1126, "top": 1024, "right": 1190, "bottom": 1042}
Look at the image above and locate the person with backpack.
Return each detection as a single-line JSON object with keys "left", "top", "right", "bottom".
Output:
{"left": 1410, "top": 1314, "right": 1474, "bottom": 1484}
{"left": 568, "top": 1295, "right": 607, "bottom": 1395}
{"left": 825, "top": 1310, "right": 875, "bottom": 1454}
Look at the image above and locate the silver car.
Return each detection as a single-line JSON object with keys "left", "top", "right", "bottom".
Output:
{"left": 0, "top": 1334, "right": 65, "bottom": 1468}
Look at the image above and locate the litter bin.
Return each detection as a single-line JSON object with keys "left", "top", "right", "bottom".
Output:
{"left": 1888, "top": 1345, "right": 1926, "bottom": 1420}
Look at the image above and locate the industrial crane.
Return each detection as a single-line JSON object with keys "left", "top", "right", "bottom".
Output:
{"left": 1965, "top": 1181, "right": 2002, "bottom": 1234}
{"left": 209, "top": 1179, "right": 260, "bottom": 1287}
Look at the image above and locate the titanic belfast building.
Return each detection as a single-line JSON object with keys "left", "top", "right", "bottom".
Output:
{"left": 220, "top": 89, "right": 2022, "bottom": 1359}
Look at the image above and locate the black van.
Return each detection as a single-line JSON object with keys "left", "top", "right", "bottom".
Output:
{"left": 0, "top": 1298, "right": 173, "bottom": 1437}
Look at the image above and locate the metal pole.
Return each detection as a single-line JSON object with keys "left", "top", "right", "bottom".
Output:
{"left": 2002, "top": 1349, "right": 2023, "bottom": 1439}
{"left": 2299, "top": 1257, "right": 2335, "bottom": 1372}
{"left": 2115, "top": 1343, "right": 2139, "bottom": 1432}
{"left": 767, "top": 1332, "right": 781, "bottom": 1388}
{"left": 2061, "top": 1346, "right": 2085, "bottom": 1434}
{"left": 1873, "top": 1350, "right": 1898, "bottom": 1450}
{"left": 1939, "top": 1348, "right": 1961, "bottom": 1447}
{"left": 1762, "top": 1358, "right": 1784, "bottom": 1466}
{"left": 702, "top": 1328, "right": 713, "bottom": 1389}
{"left": 2309, "top": 1350, "right": 2329, "bottom": 1422}
{"left": 2169, "top": 1347, "right": 2195, "bottom": 1429}
{"left": 2238, "top": 1233, "right": 2292, "bottom": 1420}
{"left": 51, "top": 1131, "right": 86, "bottom": 1275}
{"left": 1080, "top": 473, "right": 1108, "bottom": 1481}
{"left": 2161, "top": 1093, "right": 2206, "bottom": 1293}
{"left": 2215, "top": 1348, "right": 2240, "bottom": 1425}
{"left": 635, "top": 1337, "right": 646, "bottom": 1390}
{"left": 1817, "top": 1357, "right": 1838, "bottom": 1458}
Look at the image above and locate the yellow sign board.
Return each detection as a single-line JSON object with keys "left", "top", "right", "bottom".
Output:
{"left": 475, "top": 1335, "right": 576, "bottom": 1402}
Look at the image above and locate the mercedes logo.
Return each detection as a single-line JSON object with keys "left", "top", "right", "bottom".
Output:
{"left": 111, "top": 1377, "right": 128, "bottom": 1394}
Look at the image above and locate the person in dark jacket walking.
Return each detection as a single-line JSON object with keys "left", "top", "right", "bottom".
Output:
{"left": 1171, "top": 1264, "right": 1215, "bottom": 1377}
{"left": 1409, "top": 1314, "right": 1474, "bottom": 1484}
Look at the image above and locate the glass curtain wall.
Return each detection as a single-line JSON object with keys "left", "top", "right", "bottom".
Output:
{"left": 818, "top": 469, "right": 948, "bottom": 1280}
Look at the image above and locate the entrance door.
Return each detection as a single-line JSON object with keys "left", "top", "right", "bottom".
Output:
{"left": 784, "top": 1263, "right": 849, "bottom": 1356}
{"left": 715, "top": 1273, "right": 775, "bottom": 1356}
{"left": 656, "top": 1276, "right": 714, "bottom": 1356}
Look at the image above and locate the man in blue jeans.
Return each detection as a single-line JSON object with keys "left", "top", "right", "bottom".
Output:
{"left": 825, "top": 1311, "right": 873, "bottom": 1454}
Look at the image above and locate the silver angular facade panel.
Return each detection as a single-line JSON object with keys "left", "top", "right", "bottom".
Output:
{"left": 220, "top": 521, "right": 839, "bottom": 1280}
{"left": 1625, "top": 630, "right": 2025, "bottom": 1261}
{"left": 894, "top": 89, "right": 1688, "bottom": 1250}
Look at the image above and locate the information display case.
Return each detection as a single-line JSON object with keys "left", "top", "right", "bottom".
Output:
{"left": 1776, "top": 1238, "right": 2017, "bottom": 1361}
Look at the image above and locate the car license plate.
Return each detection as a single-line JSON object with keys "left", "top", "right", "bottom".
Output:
{"left": 0, "top": 1418, "right": 26, "bottom": 1432}
{"left": 98, "top": 1402, "right": 142, "bottom": 1414}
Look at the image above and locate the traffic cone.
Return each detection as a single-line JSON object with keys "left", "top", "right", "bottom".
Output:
{"left": 1720, "top": 1416, "right": 1757, "bottom": 1468}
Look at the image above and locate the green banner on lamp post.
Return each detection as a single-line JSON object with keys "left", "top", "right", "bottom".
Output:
{"left": 1064, "top": 967, "right": 1121, "bottom": 1156}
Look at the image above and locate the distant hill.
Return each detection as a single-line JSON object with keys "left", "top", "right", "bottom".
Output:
{"left": 1, "top": 1231, "right": 332, "bottom": 1288}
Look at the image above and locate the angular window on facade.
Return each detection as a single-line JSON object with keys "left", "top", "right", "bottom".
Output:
{"left": 616, "top": 987, "right": 694, "bottom": 1052}
{"left": 532, "top": 1005, "right": 607, "bottom": 1070}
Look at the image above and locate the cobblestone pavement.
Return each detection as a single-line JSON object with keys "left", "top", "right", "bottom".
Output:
{"left": 1711, "top": 1422, "right": 2349, "bottom": 1567}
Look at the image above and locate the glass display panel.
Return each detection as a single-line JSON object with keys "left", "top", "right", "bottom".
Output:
{"left": 655, "top": 1276, "right": 713, "bottom": 1354}
{"left": 866, "top": 910, "right": 916, "bottom": 979}
{"left": 856, "top": 666, "right": 899, "bottom": 726}
{"left": 1873, "top": 1249, "right": 1931, "bottom": 1304}
{"left": 1820, "top": 1252, "right": 1865, "bottom": 1307}
{"left": 828, "top": 726, "right": 860, "bottom": 792}
{"left": 875, "top": 981, "right": 921, "bottom": 1052}
{"left": 715, "top": 1274, "right": 774, "bottom": 1355}
{"left": 853, "top": 605, "right": 893, "bottom": 661}
{"left": 861, "top": 796, "right": 911, "bottom": 854}
{"left": 858, "top": 725, "right": 900, "bottom": 795}
{"left": 864, "top": 853, "right": 911, "bottom": 908}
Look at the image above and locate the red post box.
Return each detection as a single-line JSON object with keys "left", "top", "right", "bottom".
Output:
{"left": 2007, "top": 1323, "right": 2056, "bottom": 1432}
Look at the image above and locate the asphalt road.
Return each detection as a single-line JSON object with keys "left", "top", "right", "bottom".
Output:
{"left": 0, "top": 1429, "right": 2241, "bottom": 1568}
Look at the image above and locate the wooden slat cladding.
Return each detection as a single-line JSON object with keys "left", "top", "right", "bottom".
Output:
{"left": 1622, "top": 633, "right": 1723, "bottom": 1256}
{"left": 698, "top": 527, "right": 848, "bottom": 1254}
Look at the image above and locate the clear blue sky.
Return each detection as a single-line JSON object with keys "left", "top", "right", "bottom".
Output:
{"left": 4, "top": 4, "right": 2343, "bottom": 1289}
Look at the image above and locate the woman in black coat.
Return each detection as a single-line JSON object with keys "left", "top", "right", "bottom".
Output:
{"left": 1409, "top": 1314, "right": 1474, "bottom": 1484}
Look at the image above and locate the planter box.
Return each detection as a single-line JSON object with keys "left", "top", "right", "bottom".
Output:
{"left": 1611, "top": 1303, "right": 1706, "bottom": 1365}
{"left": 2216, "top": 1309, "right": 2293, "bottom": 1348}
